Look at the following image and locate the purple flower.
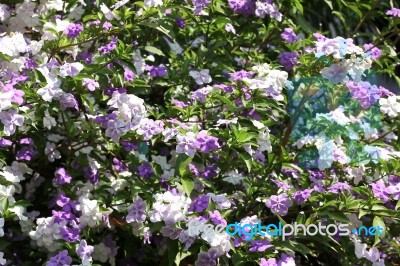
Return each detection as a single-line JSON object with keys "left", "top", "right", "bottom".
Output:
{"left": 59, "top": 93, "right": 79, "bottom": 110}
{"left": 364, "top": 43, "right": 382, "bottom": 60}
{"left": 328, "top": 182, "right": 351, "bottom": 194}
{"left": 138, "top": 163, "right": 154, "bottom": 179}
{"left": 113, "top": 157, "right": 128, "bottom": 172}
{"left": 281, "top": 28, "right": 299, "bottom": 43}
{"left": 346, "top": 81, "right": 380, "bottom": 108}
{"left": 208, "top": 210, "right": 227, "bottom": 225}
{"left": 228, "top": 0, "right": 255, "bottom": 16}
{"left": 278, "top": 52, "right": 298, "bottom": 71}
{"left": 0, "top": 138, "right": 12, "bottom": 147}
{"left": 195, "top": 248, "right": 219, "bottom": 266}
{"left": 176, "top": 132, "right": 200, "bottom": 156}
{"left": 126, "top": 197, "right": 147, "bottom": 223}
{"left": 386, "top": 7, "right": 400, "bottom": 17}
{"left": 292, "top": 188, "right": 313, "bottom": 204}
{"left": 147, "top": 65, "right": 168, "bottom": 77}
{"left": 83, "top": 166, "right": 99, "bottom": 185}
{"left": 54, "top": 168, "right": 72, "bottom": 185}
{"left": 124, "top": 67, "right": 135, "bottom": 82}
{"left": 371, "top": 180, "right": 390, "bottom": 202}
{"left": 321, "top": 63, "right": 348, "bottom": 84}
{"left": 176, "top": 17, "right": 186, "bottom": 28}
{"left": 76, "top": 240, "right": 94, "bottom": 261}
{"left": 46, "top": 250, "right": 72, "bottom": 266}
{"left": 265, "top": 193, "right": 292, "bottom": 216}
{"left": 196, "top": 131, "right": 220, "bottom": 153}
{"left": 172, "top": 98, "right": 188, "bottom": 108}
{"left": 64, "top": 23, "right": 83, "bottom": 39}
{"left": 103, "top": 21, "right": 112, "bottom": 30}
{"left": 191, "top": 86, "right": 213, "bottom": 103}
{"left": 60, "top": 225, "right": 80, "bottom": 242}
{"left": 260, "top": 258, "right": 278, "bottom": 266}
{"left": 278, "top": 253, "right": 295, "bottom": 265}
{"left": 121, "top": 141, "right": 138, "bottom": 152}
{"left": 249, "top": 240, "right": 272, "bottom": 252}
{"left": 189, "top": 195, "right": 210, "bottom": 212}
{"left": 136, "top": 118, "right": 164, "bottom": 141}
{"left": 98, "top": 37, "right": 118, "bottom": 55}
{"left": 193, "top": 0, "right": 211, "bottom": 14}
{"left": 229, "top": 70, "right": 254, "bottom": 81}
{"left": 82, "top": 78, "right": 99, "bottom": 91}
{"left": 201, "top": 164, "right": 218, "bottom": 179}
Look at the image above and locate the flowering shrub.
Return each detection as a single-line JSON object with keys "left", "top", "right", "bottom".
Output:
{"left": 0, "top": 0, "right": 400, "bottom": 265}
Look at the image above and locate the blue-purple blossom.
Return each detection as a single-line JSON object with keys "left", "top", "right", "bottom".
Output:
{"left": 82, "top": 78, "right": 99, "bottom": 91}
{"left": 260, "top": 258, "right": 278, "bottom": 266}
{"left": 265, "top": 193, "right": 292, "bottom": 216}
{"left": 364, "top": 43, "right": 382, "bottom": 60}
{"left": 124, "top": 67, "right": 135, "bottom": 82}
{"left": 228, "top": 0, "right": 255, "bottom": 16}
{"left": 229, "top": 70, "right": 254, "bottom": 81}
{"left": 208, "top": 210, "right": 227, "bottom": 225}
{"left": 176, "top": 132, "right": 200, "bottom": 156}
{"left": 386, "top": 7, "right": 400, "bottom": 17}
{"left": 196, "top": 131, "right": 220, "bottom": 153}
{"left": 138, "top": 163, "right": 154, "bottom": 179}
{"left": 371, "top": 180, "right": 390, "bottom": 202}
{"left": 281, "top": 28, "right": 299, "bottom": 43}
{"left": 176, "top": 17, "right": 186, "bottom": 28}
{"left": 146, "top": 65, "right": 168, "bottom": 77}
{"left": 249, "top": 240, "right": 272, "bottom": 252}
{"left": 46, "top": 250, "right": 72, "bottom": 266}
{"left": 64, "top": 23, "right": 83, "bottom": 39}
{"left": 292, "top": 188, "right": 313, "bottom": 205}
{"left": 54, "top": 168, "right": 72, "bottom": 185}
{"left": 328, "top": 182, "right": 351, "bottom": 194}
{"left": 189, "top": 195, "right": 210, "bottom": 212}
{"left": 346, "top": 81, "right": 380, "bottom": 108}
{"left": 98, "top": 37, "right": 118, "bottom": 55}
{"left": 278, "top": 52, "right": 298, "bottom": 71}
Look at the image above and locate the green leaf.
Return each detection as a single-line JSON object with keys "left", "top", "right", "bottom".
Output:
{"left": 144, "top": 45, "right": 165, "bottom": 56}
{"left": 174, "top": 154, "right": 194, "bottom": 177}
{"left": 181, "top": 176, "right": 194, "bottom": 197}
{"left": 213, "top": 17, "right": 230, "bottom": 29}
{"left": 138, "top": 142, "right": 149, "bottom": 155}
{"left": 373, "top": 216, "right": 385, "bottom": 246}
{"left": 167, "top": 238, "right": 179, "bottom": 266}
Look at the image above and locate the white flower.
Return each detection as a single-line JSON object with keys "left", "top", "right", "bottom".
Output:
{"left": 59, "top": 62, "right": 84, "bottom": 77}
{"left": 79, "top": 198, "right": 103, "bottom": 227}
{"left": 0, "top": 185, "right": 15, "bottom": 205}
{"left": 100, "top": 3, "right": 120, "bottom": 20}
{"left": 0, "top": 4, "right": 10, "bottom": 22}
{"left": 207, "top": 193, "right": 231, "bottom": 210}
{"left": 0, "top": 251, "right": 6, "bottom": 265}
{"left": 144, "top": 0, "right": 163, "bottom": 7}
{"left": 9, "top": 205, "right": 28, "bottom": 221}
{"left": 223, "top": 170, "right": 244, "bottom": 185}
{"left": 29, "top": 217, "right": 63, "bottom": 252}
{"left": 45, "top": 142, "right": 61, "bottom": 162}
{"left": 92, "top": 243, "right": 112, "bottom": 263}
{"left": 225, "top": 23, "right": 236, "bottom": 34}
{"left": 37, "top": 67, "right": 63, "bottom": 102}
{"left": 0, "top": 218, "right": 4, "bottom": 237}
{"left": 379, "top": 96, "right": 400, "bottom": 117}
{"left": 0, "top": 33, "right": 28, "bottom": 57}
{"left": 189, "top": 69, "right": 212, "bottom": 85}
{"left": 257, "top": 128, "right": 272, "bottom": 152}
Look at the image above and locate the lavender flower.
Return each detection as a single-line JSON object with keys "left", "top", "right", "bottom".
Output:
{"left": 193, "top": 0, "right": 211, "bottom": 14}
{"left": 265, "top": 193, "right": 292, "bottom": 216}
{"left": 328, "top": 182, "right": 351, "bottom": 194}
{"left": 386, "top": 7, "right": 400, "bottom": 17}
{"left": 124, "top": 67, "right": 135, "bottom": 82}
{"left": 195, "top": 248, "right": 219, "bottom": 266}
{"left": 208, "top": 210, "right": 227, "bottom": 225}
{"left": 76, "top": 240, "right": 94, "bottom": 261}
{"left": 228, "top": 0, "right": 255, "bottom": 16}
{"left": 364, "top": 43, "right": 382, "bottom": 60}
{"left": 126, "top": 197, "right": 147, "bottom": 223}
{"left": 371, "top": 180, "right": 390, "bottom": 202}
{"left": 82, "top": 78, "right": 99, "bottom": 91}
{"left": 281, "top": 28, "right": 299, "bottom": 43}
{"left": 176, "top": 132, "right": 200, "bottom": 156}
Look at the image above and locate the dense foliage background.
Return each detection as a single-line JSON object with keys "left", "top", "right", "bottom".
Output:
{"left": 0, "top": 0, "right": 399, "bottom": 265}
